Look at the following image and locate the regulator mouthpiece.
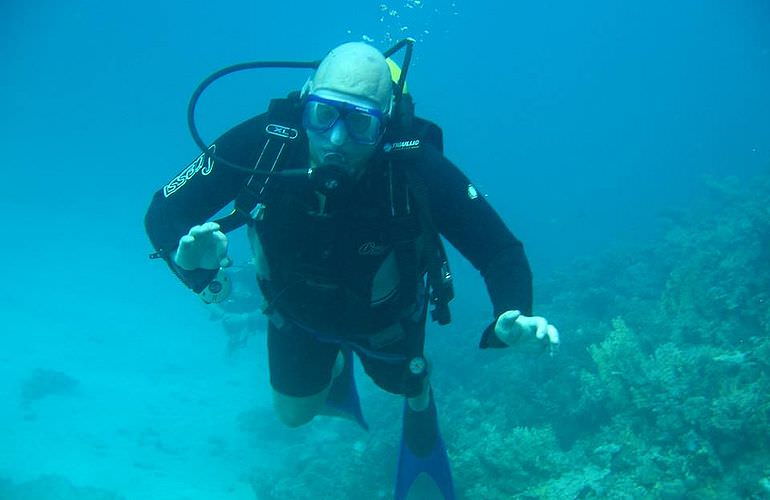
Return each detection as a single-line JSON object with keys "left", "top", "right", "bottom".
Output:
{"left": 307, "top": 163, "right": 350, "bottom": 195}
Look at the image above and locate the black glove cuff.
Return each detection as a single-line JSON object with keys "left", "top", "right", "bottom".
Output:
{"left": 479, "top": 316, "right": 509, "bottom": 349}
{"left": 171, "top": 264, "right": 219, "bottom": 294}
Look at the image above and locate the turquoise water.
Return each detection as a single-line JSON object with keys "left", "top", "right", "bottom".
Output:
{"left": 1, "top": 1, "right": 769, "bottom": 498}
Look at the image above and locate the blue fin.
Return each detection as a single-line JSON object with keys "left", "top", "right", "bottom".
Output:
{"left": 395, "top": 390, "right": 455, "bottom": 500}
{"left": 322, "top": 347, "right": 369, "bottom": 431}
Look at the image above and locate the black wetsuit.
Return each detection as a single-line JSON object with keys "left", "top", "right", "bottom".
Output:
{"left": 145, "top": 102, "right": 533, "bottom": 397}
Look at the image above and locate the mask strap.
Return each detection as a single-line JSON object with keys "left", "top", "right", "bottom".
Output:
{"left": 300, "top": 76, "right": 314, "bottom": 100}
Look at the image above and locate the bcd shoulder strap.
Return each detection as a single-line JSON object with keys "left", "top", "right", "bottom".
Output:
{"left": 383, "top": 114, "right": 455, "bottom": 325}
{"left": 214, "top": 92, "right": 304, "bottom": 233}
{"left": 403, "top": 165, "right": 454, "bottom": 325}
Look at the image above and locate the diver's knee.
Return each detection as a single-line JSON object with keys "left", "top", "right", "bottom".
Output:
{"left": 407, "top": 374, "right": 431, "bottom": 412}
{"left": 275, "top": 409, "right": 314, "bottom": 428}
{"left": 272, "top": 389, "right": 325, "bottom": 428}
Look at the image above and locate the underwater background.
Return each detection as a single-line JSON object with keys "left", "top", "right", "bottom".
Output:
{"left": 1, "top": 0, "right": 769, "bottom": 498}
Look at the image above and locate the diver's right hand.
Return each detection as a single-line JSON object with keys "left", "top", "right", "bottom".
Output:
{"left": 173, "top": 222, "right": 230, "bottom": 270}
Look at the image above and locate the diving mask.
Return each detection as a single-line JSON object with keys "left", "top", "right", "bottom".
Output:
{"left": 303, "top": 94, "right": 386, "bottom": 145}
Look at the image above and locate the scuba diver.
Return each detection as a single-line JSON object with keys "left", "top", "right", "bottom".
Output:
{"left": 144, "top": 40, "right": 559, "bottom": 499}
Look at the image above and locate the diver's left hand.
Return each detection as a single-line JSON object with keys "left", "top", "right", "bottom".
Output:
{"left": 494, "top": 310, "right": 560, "bottom": 353}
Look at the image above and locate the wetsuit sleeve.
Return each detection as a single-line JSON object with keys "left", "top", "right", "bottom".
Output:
{"left": 418, "top": 144, "right": 533, "bottom": 348}
{"left": 144, "top": 116, "right": 264, "bottom": 293}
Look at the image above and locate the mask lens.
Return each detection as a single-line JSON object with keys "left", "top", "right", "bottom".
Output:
{"left": 345, "top": 111, "right": 380, "bottom": 144}
{"left": 304, "top": 100, "right": 340, "bottom": 131}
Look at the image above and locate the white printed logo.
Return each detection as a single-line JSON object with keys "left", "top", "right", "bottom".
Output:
{"left": 163, "top": 145, "right": 216, "bottom": 198}
{"left": 266, "top": 124, "right": 299, "bottom": 139}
